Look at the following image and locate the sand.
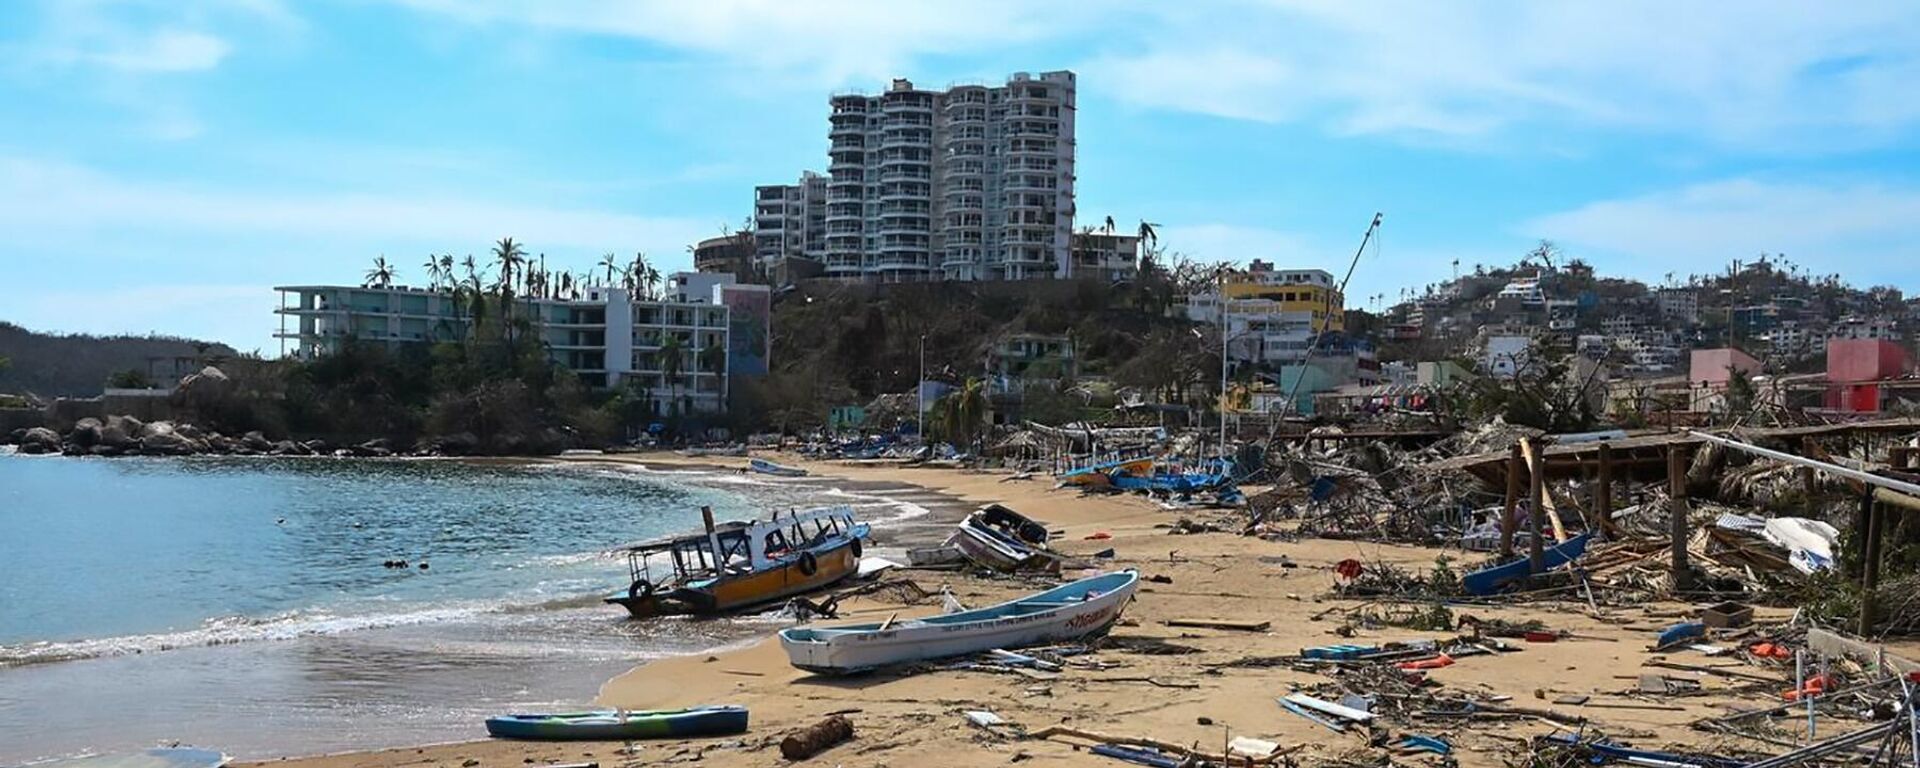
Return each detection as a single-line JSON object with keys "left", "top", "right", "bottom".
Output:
{"left": 249, "top": 452, "right": 1792, "bottom": 768}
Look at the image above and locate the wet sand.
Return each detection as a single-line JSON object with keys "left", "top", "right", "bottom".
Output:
{"left": 252, "top": 452, "right": 1790, "bottom": 768}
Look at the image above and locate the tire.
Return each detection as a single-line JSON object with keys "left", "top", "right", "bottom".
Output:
{"left": 797, "top": 552, "right": 820, "bottom": 577}
{"left": 627, "top": 578, "right": 655, "bottom": 601}
{"left": 850, "top": 538, "right": 864, "bottom": 558}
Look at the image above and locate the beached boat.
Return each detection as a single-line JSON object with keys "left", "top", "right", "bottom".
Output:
{"left": 1056, "top": 454, "right": 1156, "bottom": 487}
{"left": 1461, "top": 533, "right": 1592, "bottom": 595}
{"left": 778, "top": 570, "right": 1140, "bottom": 674}
{"left": 945, "top": 504, "right": 1060, "bottom": 572}
{"left": 606, "top": 505, "right": 868, "bottom": 618}
{"left": 485, "top": 706, "right": 749, "bottom": 741}
{"left": 748, "top": 457, "right": 808, "bottom": 477}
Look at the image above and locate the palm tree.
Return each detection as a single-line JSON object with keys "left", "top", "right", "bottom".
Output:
{"left": 437, "top": 254, "right": 454, "bottom": 291}
{"left": 659, "top": 333, "right": 686, "bottom": 415}
{"left": 598, "top": 253, "right": 620, "bottom": 287}
{"left": 1137, "top": 220, "right": 1160, "bottom": 252}
{"left": 699, "top": 338, "right": 727, "bottom": 379}
{"left": 931, "top": 378, "right": 989, "bottom": 449}
{"left": 421, "top": 255, "right": 442, "bottom": 290}
{"left": 1103, "top": 215, "right": 1116, "bottom": 234}
{"left": 462, "top": 254, "right": 479, "bottom": 287}
{"left": 364, "top": 255, "right": 395, "bottom": 288}
{"left": 491, "top": 237, "right": 526, "bottom": 294}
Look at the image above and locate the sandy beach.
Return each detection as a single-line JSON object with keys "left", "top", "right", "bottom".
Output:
{"left": 246, "top": 452, "right": 1792, "bottom": 768}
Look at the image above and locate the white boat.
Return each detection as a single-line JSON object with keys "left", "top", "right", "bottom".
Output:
{"left": 777, "top": 569, "right": 1139, "bottom": 674}
{"left": 749, "top": 457, "right": 808, "bottom": 477}
{"left": 945, "top": 504, "right": 1060, "bottom": 572}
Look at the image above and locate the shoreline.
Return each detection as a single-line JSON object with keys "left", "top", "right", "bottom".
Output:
{"left": 103, "top": 450, "right": 1761, "bottom": 768}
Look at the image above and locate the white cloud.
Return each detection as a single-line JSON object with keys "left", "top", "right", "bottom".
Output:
{"left": 1079, "top": 0, "right": 1920, "bottom": 148}
{"left": 0, "top": 156, "right": 712, "bottom": 255}
{"left": 389, "top": 0, "right": 1082, "bottom": 85}
{"left": 1522, "top": 178, "right": 1920, "bottom": 285}
{"left": 77, "top": 29, "right": 231, "bottom": 72}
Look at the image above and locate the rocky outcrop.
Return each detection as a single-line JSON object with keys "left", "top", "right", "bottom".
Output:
{"left": 137, "top": 421, "right": 206, "bottom": 456}
{"left": 18, "top": 427, "right": 62, "bottom": 454}
{"left": 66, "top": 418, "right": 103, "bottom": 449}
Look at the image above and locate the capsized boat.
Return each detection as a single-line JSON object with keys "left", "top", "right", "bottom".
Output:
{"left": 748, "top": 457, "right": 808, "bottom": 477}
{"left": 778, "top": 569, "right": 1140, "bottom": 674}
{"left": 1461, "top": 533, "right": 1592, "bottom": 596}
{"left": 606, "top": 505, "right": 868, "bottom": 618}
{"left": 945, "top": 504, "right": 1061, "bottom": 572}
{"left": 485, "top": 706, "right": 749, "bottom": 741}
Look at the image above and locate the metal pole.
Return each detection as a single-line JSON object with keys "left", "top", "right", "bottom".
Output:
{"left": 1687, "top": 430, "right": 1920, "bottom": 498}
{"left": 917, "top": 334, "right": 926, "bottom": 440}
{"left": 1220, "top": 280, "right": 1228, "bottom": 456}
{"left": 1862, "top": 493, "right": 1883, "bottom": 636}
{"left": 1501, "top": 443, "right": 1522, "bottom": 558}
{"left": 1597, "top": 442, "right": 1614, "bottom": 540}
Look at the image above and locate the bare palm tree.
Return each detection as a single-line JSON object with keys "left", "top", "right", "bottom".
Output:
{"left": 599, "top": 253, "right": 620, "bottom": 287}
{"left": 364, "top": 256, "right": 395, "bottom": 288}
{"left": 1103, "top": 215, "right": 1115, "bottom": 234}
{"left": 1137, "top": 220, "right": 1160, "bottom": 251}
{"left": 421, "top": 255, "right": 442, "bottom": 290}
{"left": 659, "top": 333, "right": 686, "bottom": 414}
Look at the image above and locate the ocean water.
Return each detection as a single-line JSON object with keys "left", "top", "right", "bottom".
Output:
{"left": 0, "top": 452, "right": 940, "bottom": 764}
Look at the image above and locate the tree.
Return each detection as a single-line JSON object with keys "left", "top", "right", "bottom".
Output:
{"left": 659, "top": 333, "right": 686, "bottom": 414}
{"left": 598, "top": 252, "right": 620, "bottom": 287}
{"left": 492, "top": 237, "right": 526, "bottom": 294}
{"left": 421, "top": 255, "right": 442, "bottom": 290}
{"left": 1137, "top": 220, "right": 1159, "bottom": 252}
{"left": 699, "top": 338, "right": 727, "bottom": 378}
{"left": 930, "top": 377, "right": 989, "bottom": 449}
{"left": 107, "top": 368, "right": 153, "bottom": 389}
{"left": 364, "top": 256, "right": 395, "bottom": 288}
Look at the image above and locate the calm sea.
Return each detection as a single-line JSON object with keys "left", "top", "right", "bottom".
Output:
{"left": 0, "top": 451, "right": 938, "bottom": 764}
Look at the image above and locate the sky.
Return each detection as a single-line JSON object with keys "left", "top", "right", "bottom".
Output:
{"left": 2, "top": 1, "right": 1919, "bottom": 355}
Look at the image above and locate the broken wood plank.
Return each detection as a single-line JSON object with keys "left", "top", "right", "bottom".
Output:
{"left": 1522, "top": 438, "right": 1570, "bottom": 543}
{"left": 1165, "top": 617, "right": 1270, "bottom": 632}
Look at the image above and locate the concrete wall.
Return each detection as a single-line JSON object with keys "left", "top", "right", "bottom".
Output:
{"left": 0, "top": 407, "right": 45, "bottom": 434}
{"left": 1688, "top": 347, "right": 1760, "bottom": 386}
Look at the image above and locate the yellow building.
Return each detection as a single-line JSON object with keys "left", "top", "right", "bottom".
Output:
{"left": 1218, "top": 265, "right": 1345, "bottom": 333}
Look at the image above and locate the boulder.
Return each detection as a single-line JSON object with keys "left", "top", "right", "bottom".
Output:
{"left": 67, "top": 418, "right": 103, "bottom": 448}
{"left": 137, "top": 422, "right": 204, "bottom": 455}
{"left": 174, "top": 423, "right": 205, "bottom": 441}
{"left": 242, "top": 431, "right": 274, "bottom": 452}
{"left": 174, "top": 366, "right": 233, "bottom": 403}
{"left": 99, "top": 416, "right": 142, "bottom": 449}
{"left": 271, "top": 440, "right": 306, "bottom": 455}
{"left": 427, "top": 432, "right": 480, "bottom": 456}
{"left": 18, "top": 427, "right": 62, "bottom": 454}
{"left": 6, "top": 428, "right": 25, "bottom": 445}
{"left": 351, "top": 438, "right": 392, "bottom": 458}
{"left": 137, "top": 420, "right": 173, "bottom": 440}
{"left": 205, "top": 433, "right": 237, "bottom": 454}
{"left": 302, "top": 439, "right": 331, "bottom": 454}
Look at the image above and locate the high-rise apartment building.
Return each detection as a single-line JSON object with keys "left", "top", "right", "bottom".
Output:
{"left": 814, "top": 71, "right": 1076, "bottom": 283}
{"left": 752, "top": 171, "right": 829, "bottom": 272}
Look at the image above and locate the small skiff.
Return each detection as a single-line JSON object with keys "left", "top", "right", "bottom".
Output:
{"left": 778, "top": 569, "right": 1139, "bottom": 674}
{"left": 485, "top": 706, "right": 749, "bottom": 741}
{"left": 945, "top": 504, "right": 1060, "bottom": 572}
{"left": 749, "top": 457, "right": 808, "bottom": 477}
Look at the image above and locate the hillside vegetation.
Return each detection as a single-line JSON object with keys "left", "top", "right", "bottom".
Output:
{"left": 0, "top": 322, "right": 237, "bottom": 397}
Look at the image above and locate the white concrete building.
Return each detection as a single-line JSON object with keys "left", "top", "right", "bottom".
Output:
{"left": 1484, "top": 334, "right": 1534, "bottom": 379}
{"left": 1831, "top": 315, "right": 1899, "bottom": 341}
{"left": 1495, "top": 275, "right": 1546, "bottom": 306}
{"left": 824, "top": 71, "right": 1077, "bottom": 283}
{"left": 1657, "top": 288, "right": 1698, "bottom": 324}
{"left": 752, "top": 172, "right": 829, "bottom": 272}
{"left": 1068, "top": 230, "right": 1139, "bottom": 282}
{"left": 274, "top": 285, "right": 731, "bottom": 413}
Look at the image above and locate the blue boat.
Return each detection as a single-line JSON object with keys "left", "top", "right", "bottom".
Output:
{"left": 485, "top": 705, "right": 749, "bottom": 741}
{"left": 1461, "top": 533, "right": 1592, "bottom": 596}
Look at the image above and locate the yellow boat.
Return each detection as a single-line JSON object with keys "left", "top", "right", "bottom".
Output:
{"left": 606, "top": 505, "right": 868, "bottom": 618}
{"left": 1056, "top": 455, "right": 1156, "bottom": 487}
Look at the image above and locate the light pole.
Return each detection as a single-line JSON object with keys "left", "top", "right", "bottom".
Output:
{"left": 1219, "top": 278, "right": 1229, "bottom": 455}
{"left": 917, "top": 334, "right": 927, "bottom": 442}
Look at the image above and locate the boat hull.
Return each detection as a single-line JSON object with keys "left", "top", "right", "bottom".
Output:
{"left": 778, "top": 570, "right": 1139, "bottom": 674}
{"left": 485, "top": 706, "right": 749, "bottom": 741}
{"left": 607, "top": 533, "right": 864, "bottom": 617}
{"left": 749, "top": 458, "right": 808, "bottom": 477}
{"left": 1461, "top": 533, "right": 1592, "bottom": 595}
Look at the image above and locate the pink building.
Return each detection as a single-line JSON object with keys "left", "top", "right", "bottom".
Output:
{"left": 1688, "top": 347, "right": 1760, "bottom": 386}
{"left": 1824, "top": 339, "right": 1912, "bottom": 413}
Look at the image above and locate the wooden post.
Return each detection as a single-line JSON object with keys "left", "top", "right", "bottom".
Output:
{"left": 1596, "top": 442, "right": 1614, "bottom": 540}
{"left": 1860, "top": 493, "right": 1882, "bottom": 636}
{"left": 1501, "top": 443, "right": 1522, "bottom": 558}
{"left": 1528, "top": 439, "right": 1546, "bottom": 574}
{"left": 1668, "top": 446, "right": 1691, "bottom": 593}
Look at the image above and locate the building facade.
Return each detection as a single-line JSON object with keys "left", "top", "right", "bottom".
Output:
{"left": 1068, "top": 231, "right": 1140, "bottom": 283}
{"left": 751, "top": 171, "right": 829, "bottom": 280}
{"left": 693, "top": 233, "right": 756, "bottom": 281}
{"left": 274, "top": 285, "right": 732, "bottom": 413}
{"left": 821, "top": 71, "right": 1077, "bottom": 283}
{"left": 1187, "top": 265, "right": 1349, "bottom": 369}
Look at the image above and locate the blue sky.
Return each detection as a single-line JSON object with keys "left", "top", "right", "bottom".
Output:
{"left": 3, "top": 1, "right": 1918, "bottom": 354}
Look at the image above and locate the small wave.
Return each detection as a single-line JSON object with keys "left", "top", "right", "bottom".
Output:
{"left": 0, "top": 601, "right": 511, "bottom": 668}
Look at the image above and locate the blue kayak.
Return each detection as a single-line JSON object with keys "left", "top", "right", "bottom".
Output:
{"left": 1461, "top": 533, "right": 1592, "bottom": 596}
{"left": 485, "top": 705, "right": 748, "bottom": 741}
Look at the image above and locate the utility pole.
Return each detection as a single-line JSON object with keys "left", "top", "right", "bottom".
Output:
{"left": 917, "top": 334, "right": 927, "bottom": 440}
{"left": 1220, "top": 274, "right": 1229, "bottom": 456}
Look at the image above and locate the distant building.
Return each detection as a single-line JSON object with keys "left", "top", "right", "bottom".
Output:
{"left": 1831, "top": 315, "right": 1898, "bottom": 341}
{"left": 1688, "top": 347, "right": 1761, "bottom": 387}
{"left": 822, "top": 71, "right": 1077, "bottom": 282}
{"left": 1495, "top": 274, "right": 1546, "bottom": 307}
{"left": 1483, "top": 334, "right": 1534, "bottom": 379}
{"left": 752, "top": 172, "right": 829, "bottom": 282}
{"left": 692, "top": 233, "right": 756, "bottom": 281}
{"left": 1656, "top": 288, "right": 1698, "bottom": 325}
{"left": 1068, "top": 230, "right": 1139, "bottom": 282}
{"left": 274, "top": 285, "right": 732, "bottom": 412}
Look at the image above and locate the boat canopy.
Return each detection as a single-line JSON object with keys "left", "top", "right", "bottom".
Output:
{"left": 616, "top": 505, "right": 862, "bottom": 580}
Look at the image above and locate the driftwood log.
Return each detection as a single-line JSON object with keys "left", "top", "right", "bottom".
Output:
{"left": 780, "top": 714, "right": 854, "bottom": 760}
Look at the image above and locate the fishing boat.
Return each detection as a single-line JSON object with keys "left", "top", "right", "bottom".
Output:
{"left": 945, "top": 504, "right": 1060, "bottom": 572}
{"left": 485, "top": 706, "right": 749, "bottom": 741}
{"left": 1056, "top": 453, "right": 1156, "bottom": 487}
{"left": 748, "top": 457, "right": 808, "bottom": 477}
{"left": 606, "top": 505, "right": 868, "bottom": 618}
{"left": 778, "top": 570, "right": 1140, "bottom": 674}
{"left": 1461, "top": 533, "right": 1592, "bottom": 595}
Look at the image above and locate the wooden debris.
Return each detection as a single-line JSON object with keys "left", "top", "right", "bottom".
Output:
{"left": 1165, "top": 617, "right": 1271, "bottom": 632}
{"left": 779, "top": 714, "right": 854, "bottom": 760}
